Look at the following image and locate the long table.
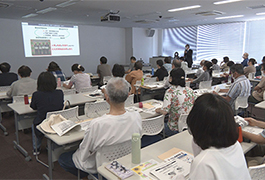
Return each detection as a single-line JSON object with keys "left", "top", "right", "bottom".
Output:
{"left": 37, "top": 99, "right": 162, "bottom": 180}
{"left": 7, "top": 93, "right": 97, "bottom": 161}
{"left": 97, "top": 130, "right": 256, "bottom": 180}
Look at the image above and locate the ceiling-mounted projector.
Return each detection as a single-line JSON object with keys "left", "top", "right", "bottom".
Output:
{"left": 101, "top": 11, "right": 120, "bottom": 22}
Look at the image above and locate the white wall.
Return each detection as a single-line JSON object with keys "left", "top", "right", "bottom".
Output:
{"left": 132, "top": 28, "right": 158, "bottom": 63}
{"left": 0, "top": 18, "right": 126, "bottom": 79}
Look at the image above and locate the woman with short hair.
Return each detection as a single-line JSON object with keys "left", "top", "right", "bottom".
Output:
{"left": 155, "top": 68, "right": 196, "bottom": 135}
{"left": 152, "top": 59, "right": 168, "bottom": 81}
{"left": 187, "top": 93, "right": 251, "bottom": 180}
{"left": 31, "top": 72, "right": 64, "bottom": 155}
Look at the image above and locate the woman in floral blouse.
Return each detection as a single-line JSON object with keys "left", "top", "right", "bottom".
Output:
{"left": 156, "top": 68, "right": 197, "bottom": 135}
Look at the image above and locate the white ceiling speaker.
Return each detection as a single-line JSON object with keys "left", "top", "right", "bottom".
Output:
{"left": 146, "top": 29, "right": 155, "bottom": 37}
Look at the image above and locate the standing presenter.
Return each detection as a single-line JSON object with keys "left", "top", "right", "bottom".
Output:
{"left": 184, "top": 44, "right": 193, "bottom": 68}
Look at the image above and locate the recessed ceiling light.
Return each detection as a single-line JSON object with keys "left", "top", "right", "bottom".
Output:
{"left": 256, "top": 12, "right": 265, "bottom": 16}
{"left": 215, "top": 15, "right": 244, "bottom": 19}
{"left": 22, "top": 13, "right": 38, "bottom": 18}
{"left": 168, "top": 5, "right": 201, "bottom": 12}
{"left": 56, "top": 1, "right": 76, "bottom": 8}
{"left": 36, "top": 7, "right": 57, "bottom": 14}
{"left": 214, "top": 0, "right": 242, "bottom": 5}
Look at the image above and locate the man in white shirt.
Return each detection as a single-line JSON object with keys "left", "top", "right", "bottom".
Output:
{"left": 58, "top": 77, "right": 142, "bottom": 178}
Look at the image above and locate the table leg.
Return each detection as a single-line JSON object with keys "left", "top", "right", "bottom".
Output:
{"left": 42, "top": 138, "right": 52, "bottom": 180}
{"left": 13, "top": 112, "right": 31, "bottom": 161}
{"left": 0, "top": 104, "right": 8, "bottom": 136}
{"left": 48, "top": 138, "right": 53, "bottom": 180}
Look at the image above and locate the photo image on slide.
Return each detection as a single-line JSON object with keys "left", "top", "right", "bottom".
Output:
{"left": 31, "top": 40, "right": 51, "bottom": 56}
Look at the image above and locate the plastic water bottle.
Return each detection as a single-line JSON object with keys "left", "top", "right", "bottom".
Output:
{"left": 141, "top": 78, "right": 144, "bottom": 86}
{"left": 57, "top": 78, "right": 61, "bottom": 88}
{"left": 151, "top": 68, "right": 154, "bottom": 76}
{"left": 131, "top": 133, "right": 141, "bottom": 164}
{"left": 24, "top": 95, "right": 29, "bottom": 104}
{"left": 228, "top": 74, "right": 232, "bottom": 84}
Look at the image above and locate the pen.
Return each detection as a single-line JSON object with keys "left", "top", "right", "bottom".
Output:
{"left": 155, "top": 161, "right": 176, "bottom": 171}
{"left": 177, "top": 153, "right": 187, "bottom": 159}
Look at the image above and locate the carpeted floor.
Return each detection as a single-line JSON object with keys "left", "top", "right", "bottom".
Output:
{"left": 0, "top": 113, "right": 77, "bottom": 180}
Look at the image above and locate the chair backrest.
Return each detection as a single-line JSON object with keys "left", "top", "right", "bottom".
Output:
{"left": 212, "top": 70, "right": 220, "bottom": 76}
{"left": 84, "top": 101, "right": 110, "bottom": 118}
{"left": 125, "top": 94, "right": 134, "bottom": 107}
{"left": 178, "top": 114, "right": 188, "bottom": 132}
{"left": 249, "top": 163, "right": 265, "bottom": 180}
{"left": 78, "top": 86, "right": 98, "bottom": 93}
{"left": 235, "top": 96, "right": 249, "bottom": 110}
{"left": 103, "top": 76, "right": 112, "bottom": 85}
{"left": 0, "top": 86, "right": 10, "bottom": 92}
{"left": 46, "top": 106, "right": 78, "bottom": 119}
{"left": 248, "top": 72, "right": 255, "bottom": 80}
{"left": 142, "top": 115, "right": 164, "bottom": 136}
{"left": 199, "top": 80, "right": 212, "bottom": 90}
{"left": 62, "top": 89, "right": 76, "bottom": 95}
{"left": 186, "top": 81, "right": 191, "bottom": 88}
{"left": 95, "top": 140, "right": 131, "bottom": 168}
{"left": 13, "top": 96, "right": 27, "bottom": 103}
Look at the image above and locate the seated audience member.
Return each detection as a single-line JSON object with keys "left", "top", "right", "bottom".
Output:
{"left": 174, "top": 51, "right": 179, "bottom": 60}
{"left": 97, "top": 56, "right": 112, "bottom": 86}
{"left": 58, "top": 78, "right": 142, "bottom": 178}
{"left": 188, "top": 61, "right": 212, "bottom": 87}
{"left": 244, "top": 58, "right": 256, "bottom": 78}
{"left": 112, "top": 64, "right": 125, "bottom": 78}
{"left": 220, "top": 56, "right": 230, "bottom": 72}
{"left": 241, "top": 52, "right": 249, "bottom": 67}
{"left": 125, "top": 61, "right": 143, "bottom": 102}
{"left": 249, "top": 63, "right": 265, "bottom": 103}
{"left": 195, "top": 60, "right": 206, "bottom": 77}
{"left": 152, "top": 59, "right": 168, "bottom": 81}
{"left": 187, "top": 93, "right": 251, "bottom": 180}
{"left": 217, "top": 64, "right": 251, "bottom": 112}
{"left": 47, "top": 61, "right": 66, "bottom": 81}
{"left": 125, "top": 56, "right": 136, "bottom": 74}
{"left": 63, "top": 64, "right": 91, "bottom": 92}
{"left": 156, "top": 68, "right": 196, "bottom": 135}
{"left": 211, "top": 58, "right": 220, "bottom": 71}
{"left": 31, "top": 72, "right": 64, "bottom": 155}
{"left": 164, "top": 59, "right": 181, "bottom": 88}
{"left": 7, "top": 65, "right": 37, "bottom": 97}
{"left": 255, "top": 56, "right": 265, "bottom": 76}
{"left": 221, "top": 61, "right": 235, "bottom": 83}
{"left": 242, "top": 117, "right": 265, "bottom": 166}
{"left": 164, "top": 57, "right": 172, "bottom": 72}
{"left": 179, "top": 56, "right": 189, "bottom": 71}
{"left": 0, "top": 62, "right": 18, "bottom": 86}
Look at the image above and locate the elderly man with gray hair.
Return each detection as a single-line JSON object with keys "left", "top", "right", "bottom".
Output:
{"left": 58, "top": 77, "right": 142, "bottom": 178}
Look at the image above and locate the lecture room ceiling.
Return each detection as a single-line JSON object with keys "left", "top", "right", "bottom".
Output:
{"left": 0, "top": 0, "right": 265, "bottom": 28}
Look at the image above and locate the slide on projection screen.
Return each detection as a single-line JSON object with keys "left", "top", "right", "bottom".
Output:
{"left": 22, "top": 22, "right": 80, "bottom": 57}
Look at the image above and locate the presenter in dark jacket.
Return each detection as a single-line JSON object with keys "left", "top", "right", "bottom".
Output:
{"left": 30, "top": 71, "right": 64, "bottom": 155}
{"left": 184, "top": 44, "right": 193, "bottom": 68}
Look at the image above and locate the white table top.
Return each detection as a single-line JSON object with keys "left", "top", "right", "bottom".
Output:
{"left": 255, "top": 100, "right": 265, "bottom": 109}
{"left": 0, "top": 91, "right": 10, "bottom": 99}
{"left": 186, "top": 69, "right": 197, "bottom": 75}
{"left": 97, "top": 130, "right": 256, "bottom": 180}
{"left": 37, "top": 100, "right": 163, "bottom": 145}
{"left": 8, "top": 93, "right": 96, "bottom": 115}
